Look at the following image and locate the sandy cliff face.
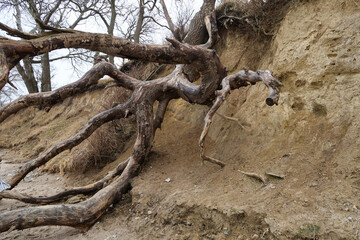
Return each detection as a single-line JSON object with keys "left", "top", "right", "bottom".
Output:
{"left": 154, "top": 0, "right": 360, "bottom": 238}
{"left": 0, "top": 0, "right": 359, "bottom": 239}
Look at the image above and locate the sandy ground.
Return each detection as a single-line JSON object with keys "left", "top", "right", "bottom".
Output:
{"left": 1, "top": 107, "right": 359, "bottom": 239}
{"left": 1, "top": 1, "right": 360, "bottom": 239}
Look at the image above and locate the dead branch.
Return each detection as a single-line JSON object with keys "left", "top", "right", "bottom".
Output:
{"left": 0, "top": 28, "right": 211, "bottom": 85}
{"left": 199, "top": 69, "right": 282, "bottom": 166}
{"left": 0, "top": 61, "right": 139, "bottom": 123}
{"left": 7, "top": 103, "right": 130, "bottom": 188}
{"left": 216, "top": 112, "right": 245, "bottom": 129}
{"left": 265, "top": 172, "right": 285, "bottom": 180}
{"left": 0, "top": 22, "right": 39, "bottom": 39}
{"left": 0, "top": 0, "right": 282, "bottom": 234}
{"left": 0, "top": 158, "right": 133, "bottom": 232}
{"left": 239, "top": 170, "right": 268, "bottom": 185}
{"left": 0, "top": 158, "right": 129, "bottom": 204}
{"left": 0, "top": 49, "right": 9, "bottom": 91}
{"left": 153, "top": 96, "right": 173, "bottom": 133}
{"left": 0, "top": 99, "right": 154, "bottom": 232}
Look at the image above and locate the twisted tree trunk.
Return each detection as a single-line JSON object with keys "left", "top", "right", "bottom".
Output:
{"left": 0, "top": 0, "right": 282, "bottom": 233}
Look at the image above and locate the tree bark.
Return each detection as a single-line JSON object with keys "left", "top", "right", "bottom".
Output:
{"left": 16, "top": 58, "right": 39, "bottom": 93}
{"left": 0, "top": 158, "right": 129, "bottom": 204}
{"left": 0, "top": 0, "right": 282, "bottom": 233}
{"left": 0, "top": 61, "right": 138, "bottom": 123}
{"left": 134, "top": 0, "right": 145, "bottom": 43}
{"left": 108, "top": 0, "right": 116, "bottom": 64}
{"left": 40, "top": 53, "right": 51, "bottom": 92}
{"left": 199, "top": 69, "right": 282, "bottom": 166}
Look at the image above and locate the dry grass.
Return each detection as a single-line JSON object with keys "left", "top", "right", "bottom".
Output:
{"left": 62, "top": 61, "right": 174, "bottom": 173}
{"left": 65, "top": 87, "right": 136, "bottom": 173}
{"left": 216, "top": 0, "right": 293, "bottom": 36}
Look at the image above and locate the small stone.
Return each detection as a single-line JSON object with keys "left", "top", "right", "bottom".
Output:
{"left": 24, "top": 178, "right": 32, "bottom": 183}
{"left": 252, "top": 234, "right": 259, "bottom": 239}
{"left": 147, "top": 210, "right": 152, "bottom": 215}
{"left": 224, "top": 231, "right": 230, "bottom": 235}
{"left": 56, "top": 177, "right": 60, "bottom": 181}
{"left": 224, "top": 189, "right": 228, "bottom": 193}
{"left": 165, "top": 178, "right": 171, "bottom": 183}
{"left": 309, "top": 182, "right": 318, "bottom": 187}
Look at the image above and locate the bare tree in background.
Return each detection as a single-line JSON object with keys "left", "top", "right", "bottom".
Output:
{"left": 0, "top": 0, "right": 143, "bottom": 93}
{"left": 159, "top": 0, "right": 194, "bottom": 41}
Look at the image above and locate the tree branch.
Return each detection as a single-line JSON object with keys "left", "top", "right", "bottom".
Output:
{"left": 0, "top": 61, "right": 139, "bottom": 123}
{"left": 199, "top": 69, "right": 282, "bottom": 166}
{"left": 0, "top": 22, "right": 38, "bottom": 39}
{"left": 0, "top": 158, "right": 129, "bottom": 204}
{"left": 7, "top": 103, "right": 130, "bottom": 188}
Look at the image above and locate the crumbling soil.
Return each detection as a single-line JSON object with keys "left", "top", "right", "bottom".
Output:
{"left": 1, "top": 0, "right": 360, "bottom": 239}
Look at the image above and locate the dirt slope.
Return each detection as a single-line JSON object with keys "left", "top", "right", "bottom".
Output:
{"left": 0, "top": 0, "right": 359, "bottom": 239}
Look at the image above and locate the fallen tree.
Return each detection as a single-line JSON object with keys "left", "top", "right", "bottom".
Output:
{"left": 0, "top": 0, "right": 281, "bottom": 233}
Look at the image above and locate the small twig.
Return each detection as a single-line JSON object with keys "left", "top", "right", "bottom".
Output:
{"left": 216, "top": 112, "right": 245, "bottom": 129}
{"left": 239, "top": 170, "right": 268, "bottom": 185}
{"left": 35, "top": 19, "right": 83, "bottom": 34}
{"left": 7, "top": 80, "right": 18, "bottom": 90}
{"left": 145, "top": 64, "right": 165, "bottom": 81}
{"left": 352, "top": 0, "right": 360, "bottom": 9}
{"left": 200, "top": 154, "right": 226, "bottom": 168}
{"left": 265, "top": 172, "right": 285, "bottom": 180}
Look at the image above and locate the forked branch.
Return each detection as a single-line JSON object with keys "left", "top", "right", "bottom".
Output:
{"left": 199, "top": 69, "right": 282, "bottom": 166}
{"left": 0, "top": 61, "right": 139, "bottom": 123}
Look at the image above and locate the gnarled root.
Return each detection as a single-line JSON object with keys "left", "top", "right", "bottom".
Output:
{"left": 199, "top": 68, "right": 282, "bottom": 166}
{"left": 7, "top": 103, "right": 130, "bottom": 188}
{"left": 0, "top": 158, "right": 129, "bottom": 204}
{"left": 0, "top": 61, "right": 139, "bottom": 124}
{"left": 0, "top": 158, "right": 134, "bottom": 232}
{"left": 0, "top": 101, "right": 154, "bottom": 233}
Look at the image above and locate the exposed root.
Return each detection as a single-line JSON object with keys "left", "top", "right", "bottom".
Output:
{"left": 0, "top": 61, "right": 139, "bottom": 124}
{"left": 0, "top": 0, "right": 282, "bottom": 234}
{"left": 7, "top": 104, "right": 130, "bottom": 188}
{"left": 265, "top": 172, "right": 285, "bottom": 180}
{"left": 0, "top": 158, "right": 135, "bottom": 232}
{"left": 200, "top": 150, "right": 226, "bottom": 167}
{"left": 216, "top": 112, "right": 245, "bottom": 129}
{"left": 199, "top": 69, "right": 281, "bottom": 167}
{"left": 0, "top": 158, "right": 129, "bottom": 204}
{"left": 0, "top": 99, "right": 154, "bottom": 233}
{"left": 239, "top": 170, "right": 268, "bottom": 185}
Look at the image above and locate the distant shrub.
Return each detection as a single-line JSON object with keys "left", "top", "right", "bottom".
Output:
{"left": 216, "top": 0, "right": 293, "bottom": 36}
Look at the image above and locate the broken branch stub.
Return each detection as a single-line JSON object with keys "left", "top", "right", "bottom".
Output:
{"left": 199, "top": 69, "right": 282, "bottom": 166}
